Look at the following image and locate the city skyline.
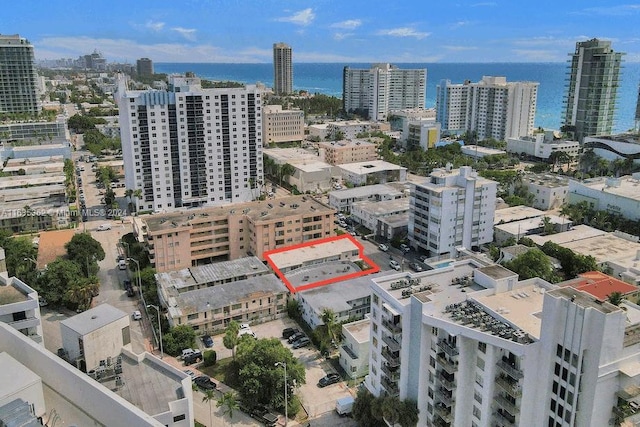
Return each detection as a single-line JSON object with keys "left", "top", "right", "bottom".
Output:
{"left": 3, "top": 0, "right": 639, "bottom": 63}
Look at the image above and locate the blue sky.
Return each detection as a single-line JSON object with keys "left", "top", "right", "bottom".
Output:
{"left": 4, "top": 0, "right": 640, "bottom": 63}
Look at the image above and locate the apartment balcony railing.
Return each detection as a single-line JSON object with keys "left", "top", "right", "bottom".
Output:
{"left": 436, "top": 391, "right": 454, "bottom": 407}
{"left": 497, "top": 360, "right": 524, "bottom": 380}
{"left": 434, "top": 405, "right": 453, "bottom": 424}
{"left": 381, "top": 376, "right": 399, "bottom": 396}
{"left": 381, "top": 363, "right": 400, "bottom": 381}
{"left": 493, "top": 410, "right": 516, "bottom": 427}
{"left": 494, "top": 394, "right": 519, "bottom": 416}
{"left": 433, "top": 416, "right": 450, "bottom": 427}
{"left": 437, "top": 373, "right": 456, "bottom": 391}
{"left": 382, "top": 335, "right": 401, "bottom": 352}
{"left": 437, "top": 339, "right": 459, "bottom": 357}
{"left": 381, "top": 318, "right": 402, "bottom": 334}
{"left": 381, "top": 348, "right": 400, "bottom": 367}
{"left": 495, "top": 376, "right": 522, "bottom": 398}
{"left": 437, "top": 355, "right": 458, "bottom": 375}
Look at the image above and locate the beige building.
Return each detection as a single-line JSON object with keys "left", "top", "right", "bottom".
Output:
{"left": 262, "top": 105, "right": 305, "bottom": 145}
{"left": 319, "top": 139, "right": 377, "bottom": 165}
{"left": 133, "top": 195, "right": 336, "bottom": 272}
{"left": 156, "top": 258, "right": 287, "bottom": 332}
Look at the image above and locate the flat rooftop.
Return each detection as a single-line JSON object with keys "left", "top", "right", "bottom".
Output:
{"left": 547, "top": 286, "right": 620, "bottom": 314}
{"left": 267, "top": 237, "right": 360, "bottom": 271}
{"left": 528, "top": 224, "right": 606, "bottom": 246}
{"left": 494, "top": 206, "right": 545, "bottom": 225}
{"left": 461, "top": 145, "right": 507, "bottom": 156}
{"left": 263, "top": 147, "right": 321, "bottom": 163}
{"left": 574, "top": 175, "right": 640, "bottom": 202}
{"left": 329, "top": 184, "right": 404, "bottom": 199}
{"left": 474, "top": 284, "right": 547, "bottom": 338}
{"left": 550, "top": 232, "right": 640, "bottom": 265}
{"left": 319, "top": 139, "right": 375, "bottom": 148}
{"left": 477, "top": 264, "right": 518, "bottom": 280}
{"left": 523, "top": 173, "right": 569, "bottom": 188}
{"left": 0, "top": 352, "right": 40, "bottom": 398}
{"left": 0, "top": 174, "right": 65, "bottom": 190}
{"left": 298, "top": 273, "right": 385, "bottom": 313}
{"left": 293, "top": 160, "right": 333, "bottom": 173}
{"left": 286, "top": 260, "right": 362, "bottom": 291}
{"left": 352, "top": 198, "right": 410, "bottom": 216}
{"left": 144, "top": 195, "right": 334, "bottom": 233}
{"left": 343, "top": 319, "right": 370, "bottom": 343}
{"left": 495, "top": 214, "right": 567, "bottom": 236}
{"left": 338, "top": 160, "right": 406, "bottom": 175}
{"left": 60, "top": 304, "right": 128, "bottom": 336}
{"left": 0, "top": 283, "right": 28, "bottom": 305}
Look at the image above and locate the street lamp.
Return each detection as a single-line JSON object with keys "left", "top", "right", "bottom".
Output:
{"left": 127, "top": 258, "right": 144, "bottom": 303}
{"left": 146, "top": 304, "right": 164, "bottom": 359}
{"left": 275, "top": 362, "right": 288, "bottom": 426}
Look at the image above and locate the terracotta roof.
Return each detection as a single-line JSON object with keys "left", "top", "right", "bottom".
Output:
{"left": 36, "top": 229, "right": 78, "bottom": 269}
{"left": 565, "top": 271, "right": 639, "bottom": 301}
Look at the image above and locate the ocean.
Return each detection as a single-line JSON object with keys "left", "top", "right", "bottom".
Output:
{"left": 155, "top": 62, "right": 640, "bottom": 133}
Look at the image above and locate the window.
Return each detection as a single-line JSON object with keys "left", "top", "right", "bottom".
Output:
{"left": 173, "top": 414, "right": 186, "bottom": 422}
{"left": 478, "top": 342, "right": 486, "bottom": 353}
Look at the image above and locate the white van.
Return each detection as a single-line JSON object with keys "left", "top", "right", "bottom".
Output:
{"left": 118, "top": 259, "right": 127, "bottom": 270}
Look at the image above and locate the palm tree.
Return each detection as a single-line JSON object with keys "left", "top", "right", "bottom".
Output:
{"left": 202, "top": 389, "right": 216, "bottom": 427}
{"left": 223, "top": 321, "right": 240, "bottom": 360}
{"left": 321, "top": 308, "right": 338, "bottom": 344}
{"left": 540, "top": 216, "right": 556, "bottom": 235}
{"left": 217, "top": 392, "right": 239, "bottom": 426}
{"left": 608, "top": 291, "right": 624, "bottom": 306}
{"left": 132, "top": 189, "right": 143, "bottom": 213}
{"left": 125, "top": 188, "right": 134, "bottom": 214}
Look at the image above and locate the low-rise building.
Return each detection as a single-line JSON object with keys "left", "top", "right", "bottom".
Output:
{"left": 156, "top": 257, "right": 287, "bottom": 332}
{"left": 351, "top": 198, "right": 410, "bottom": 235}
{"left": 338, "top": 160, "right": 407, "bottom": 186}
{"left": 461, "top": 145, "right": 507, "bottom": 159}
{"left": 263, "top": 147, "right": 338, "bottom": 192}
{"left": 328, "top": 183, "right": 407, "bottom": 213}
{"left": 133, "top": 195, "right": 336, "bottom": 272}
{"left": 522, "top": 173, "right": 569, "bottom": 210}
{"left": 2, "top": 155, "right": 65, "bottom": 175}
{"left": 0, "top": 142, "right": 72, "bottom": 162}
{"left": 494, "top": 214, "right": 570, "bottom": 245}
{"left": 308, "top": 123, "right": 330, "bottom": 141}
{"left": 339, "top": 318, "right": 370, "bottom": 379}
{"left": 404, "top": 119, "right": 441, "bottom": 150}
{"left": 506, "top": 131, "right": 580, "bottom": 160}
{"left": 262, "top": 105, "right": 305, "bottom": 145}
{"left": 318, "top": 139, "right": 377, "bottom": 165}
{"left": 583, "top": 134, "right": 640, "bottom": 163}
{"left": 326, "top": 120, "right": 380, "bottom": 140}
{"left": 494, "top": 206, "right": 546, "bottom": 225}
{"left": 568, "top": 174, "right": 640, "bottom": 221}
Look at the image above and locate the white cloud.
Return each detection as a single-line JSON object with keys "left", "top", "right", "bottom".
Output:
{"left": 171, "top": 27, "right": 197, "bottom": 41}
{"left": 377, "top": 27, "right": 431, "bottom": 40}
{"left": 450, "top": 21, "right": 470, "bottom": 30}
{"left": 276, "top": 8, "right": 315, "bottom": 26}
{"left": 333, "top": 32, "right": 354, "bottom": 41}
{"left": 145, "top": 20, "right": 165, "bottom": 31}
{"left": 577, "top": 4, "right": 640, "bottom": 16}
{"left": 330, "top": 19, "right": 362, "bottom": 30}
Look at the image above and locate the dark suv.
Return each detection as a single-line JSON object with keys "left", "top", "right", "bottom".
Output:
{"left": 282, "top": 327, "right": 300, "bottom": 339}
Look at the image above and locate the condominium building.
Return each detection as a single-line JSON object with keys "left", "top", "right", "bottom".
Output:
{"left": 319, "top": 139, "right": 377, "bottom": 165}
{"left": 506, "top": 131, "right": 580, "bottom": 161}
{"left": 273, "top": 42, "right": 293, "bottom": 95}
{"left": 116, "top": 75, "right": 264, "bottom": 212}
{"left": 436, "top": 76, "right": 538, "bottom": 141}
{"left": 343, "top": 64, "right": 426, "bottom": 121}
{"left": 408, "top": 166, "right": 497, "bottom": 256}
{"left": 0, "top": 34, "right": 40, "bottom": 114}
{"left": 136, "top": 58, "right": 154, "bottom": 77}
{"left": 367, "top": 258, "right": 640, "bottom": 427}
{"left": 132, "top": 195, "right": 335, "bottom": 272}
{"left": 563, "top": 39, "right": 624, "bottom": 142}
{"left": 339, "top": 318, "right": 370, "bottom": 379}
{"left": 262, "top": 104, "right": 304, "bottom": 145}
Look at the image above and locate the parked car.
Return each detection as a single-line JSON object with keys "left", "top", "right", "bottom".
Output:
{"left": 288, "top": 332, "right": 305, "bottom": 343}
{"left": 292, "top": 337, "right": 311, "bottom": 349}
{"left": 418, "top": 255, "right": 429, "bottom": 262}
{"left": 202, "top": 335, "right": 214, "bottom": 348}
{"left": 409, "top": 262, "right": 424, "bottom": 272}
{"left": 184, "top": 369, "right": 196, "bottom": 379}
{"left": 400, "top": 243, "right": 411, "bottom": 252}
{"left": 282, "top": 327, "right": 300, "bottom": 339}
{"left": 96, "top": 223, "right": 111, "bottom": 231}
{"left": 378, "top": 243, "right": 389, "bottom": 252}
{"left": 247, "top": 405, "right": 278, "bottom": 427}
{"left": 238, "top": 329, "right": 257, "bottom": 339}
{"left": 240, "top": 323, "right": 251, "bottom": 330}
{"left": 317, "top": 373, "right": 341, "bottom": 388}
{"left": 389, "top": 260, "right": 401, "bottom": 271}
{"left": 194, "top": 375, "right": 216, "bottom": 390}
{"left": 132, "top": 310, "right": 142, "bottom": 320}
{"left": 184, "top": 350, "right": 203, "bottom": 365}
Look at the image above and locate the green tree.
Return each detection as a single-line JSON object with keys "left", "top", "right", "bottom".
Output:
{"left": 503, "top": 248, "right": 558, "bottom": 283}
{"left": 36, "top": 258, "right": 84, "bottom": 305}
{"left": 65, "top": 232, "right": 105, "bottom": 277}
{"left": 397, "top": 399, "right": 419, "bottom": 427}
{"left": 65, "top": 277, "right": 100, "bottom": 311}
{"left": 608, "top": 291, "right": 624, "bottom": 306}
{"left": 234, "top": 338, "right": 305, "bottom": 413}
{"left": 321, "top": 307, "right": 339, "bottom": 344}
{"left": 540, "top": 216, "right": 556, "bottom": 235}
{"left": 163, "top": 325, "right": 197, "bottom": 356}
{"left": 223, "top": 321, "right": 241, "bottom": 360}
{"left": 280, "top": 163, "right": 295, "bottom": 187}
{"left": 202, "top": 389, "right": 216, "bottom": 427}
{"left": 382, "top": 396, "right": 401, "bottom": 426}
{"left": 217, "top": 391, "right": 239, "bottom": 426}
{"left": 203, "top": 350, "right": 217, "bottom": 367}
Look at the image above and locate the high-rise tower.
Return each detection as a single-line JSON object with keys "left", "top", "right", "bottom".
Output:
{"left": 0, "top": 34, "right": 40, "bottom": 114}
{"left": 563, "top": 39, "right": 624, "bottom": 142}
{"left": 136, "top": 58, "right": 154, "bottom": 77}
{"left": 273, "top": 43, "right": 293, "bottom": 95}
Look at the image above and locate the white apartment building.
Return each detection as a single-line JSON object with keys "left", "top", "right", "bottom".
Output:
{"left": 351, "top": 198, "right": 410, "bottom": 233}
{"left": 340, "top": 318, "right": 370, "bottom": 379}
{"left": 262, "top": 105, "right": 304, "bottom": 145}
{"left": 328, "top": 183, "right": 406, "bottom": 213}
{"left": 367, "top": 258, "right": 640, "bottom": 427}
{"left": 522, "top": 173, "right": 569, "bottom": 211}
{"left": 568, "top": 174, "right": 640, "bottom": 221}
{"left": 436, "top": 77, "right": 538, "bottom": 141}
{"left": 116, "top": 75, "right": 264, "bottom": 212}
{"left": 343, "top": 64, "right": 426, "bottom": 122}
{"left": 409, "top": 166, "right": 497, "bottom": 257}
{"left": 507, "top": 132, "right": 580, "bottom": 161}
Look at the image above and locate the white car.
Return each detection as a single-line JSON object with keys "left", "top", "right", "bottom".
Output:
{"left": 238, "top": 329, "right": 257, "bottom": 339}
{"left": 240, "top": 323, "right": 251, "bottom": 330}
{"left": 132, "top": 310, "right": 142, "bottom": 320}
{"left": 96, "top": 223, "right": 112, "bottom": 231}
{"left": 389, "top": 260, "right": 401, "bottom": 271}
{"left": 378, "top": 244, "right": 389, "bottom": 252}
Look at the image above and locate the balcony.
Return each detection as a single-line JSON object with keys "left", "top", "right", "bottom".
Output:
{"left": 494, "top": 394, "right": 518, "bottom": 416}
{"left": 437, "top": 373, "right": 456, "bottom": 390}
{"left": 497, "top": 360, "right": 524, "bottom": 380}
{"left": 437, "top": 340, "right": 459, "bottom": 357}
{"left": 433, "top": 416, "right": 451, "bottom": 427}
{"left": 434, "top": 405, "right": 453, "bottom": 423}
{"left": 436, "top": 391, "right": 454, "bottom": 407}
{"left": 494, "top": 410, "right": 516, "bottom": 427}
{"left": 437, "top": 355, "right": 458, "bottom": 374}
{"left": 381, "top": 318, "right": 402, "bottom": 334}
{"left": 380, "top": 376, "right": 399, "bottom": 396}
{"left": 495, "top": 376, "right": 522, "bottom": 397}
{"left": 381, "top": 348, "right": 400, "bottom": 367}
{"left": 382, "top": 335, "right": 401, "bottom": 352}
{"left": 381, "top": 363, "right": 400, "bottom": 381}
